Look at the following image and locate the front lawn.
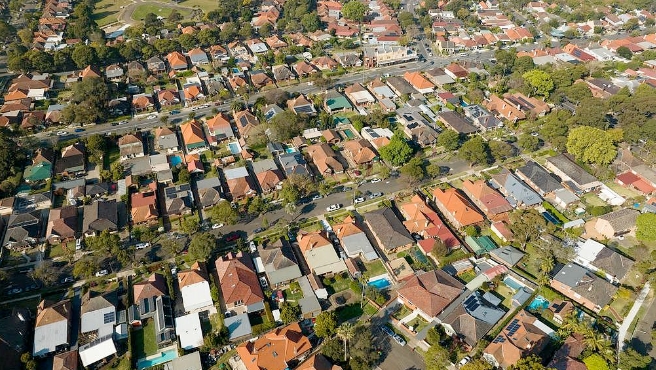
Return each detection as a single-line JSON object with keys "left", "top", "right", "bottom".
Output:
{"left": 335, "top": 303, "right": 363, "bottom": 323}
{"left": 131, "top": 3, "right": 190, "bottom": 20}
{"left": 323, "top": 273, "right": 352, "bottom": 295}
{"left": 391, "top": 304, "right": 412, "bottom": 321}
{"left": 133, "top": 319, "right": 158, "bottom": 359}
{"left": 405, "top": 316, "right": 429, "bottom": 333}
{"left": 363, "top": 301, "right": 378, "bottom": 316}
{"left": 457, "top": 270, "right": 477, "bottom": 284}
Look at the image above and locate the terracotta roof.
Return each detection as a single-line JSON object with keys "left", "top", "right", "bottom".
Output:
{"left": 236, "top": 322, "right": 312, "bottom": 370}
{"left": 180, "top": 119, "right": 206, "bottom": 146}
{"left": 35, "top": 300, "right": 71, "bottom": 327}
{"left": 184, "top": 85, "right": 203, "bottom": 100}
{"left": 233, "top": 110, "right": 259, "bottom": 137}
{"left": 53, "top": 351, "right": 78, "bottom": 370}
{"left": 432, "top": 187, "right": 484, "bottom": 227}
{"left": 167, "top": 51, "right": 188, "bottom": 69}
{"left": 403, "top": 71, "right": 435, "bottom": 90}
{"left": 297, "top": 231, "right": 332, "bottom": 253}
{"left": 462, "top": 179, "right": 512, "bottom": 216}
{"left": 133, "top": 273, "right": 167, "bottom": 301}
{"left": 333, "top": 217, "right": 364, "bottom": 239}
{"left": 80, "top": 65, "right": 101, "bottom": 79}
{"left": 297, "top": 354, "right": 342, "bottom": 370}
{"left": 484, "top": 310, "right": 550, "bottom": 369}
{"left": 342, "top": 139, "right": 377, "bottom": 164}
{"left": 118, "top": 134, "right": 141, "bottom": 146}
{"left": 206, "top": 113, "right": 231, "bottom": 132}
{"left": 130, "top": 191, "right": 158, "bottom": 224}
{"left": 227, "top": 177, "right": 256, "bottom": 199}
{"left": 256, "top": 169, "right": 284, "bottom": 192}
{"left": 398, "top": 269, "right": 463, "bottom": 317}
{"left": 215, "top": 251, "right": 264, "bottom": 307}
{"left": 307, "top": 143, "right": 344, "bottom": 174}
{"left": 178, "top": 262, "right": 209, "bottom": 289}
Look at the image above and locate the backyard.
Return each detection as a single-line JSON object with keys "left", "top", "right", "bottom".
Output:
{"left": 404, "top": 316, "right": 429, "bottom": 333}
{"left": 133, "top": 319, "right": 158, "bottom": 359}
{"left": 363, "top": 259, "right": 387, "bottom": 278}
{"left": 335, "top": 303, "right": 364, "bottom": 323}
{"left": 323, "top": 273, "right": 352, "bottom": 295}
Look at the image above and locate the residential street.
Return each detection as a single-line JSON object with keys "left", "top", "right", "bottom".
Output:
{"left": 631, "top": 290, "right": 656, "bottom": 360}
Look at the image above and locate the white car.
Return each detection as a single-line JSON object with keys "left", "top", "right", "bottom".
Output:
{"left": 147, "top": 114, "right": 157, "bottom": 119}
{"left": 212, "top": 223, "right": 224, "bottom": 229}
{"left": 56, "top": 131, "right": 69, "bottom": 136}
{"left": 118, "top": 120, "right": 128, "bottom": 125}
{"left": 354, "top": 197, "right": 365, "bottom": 204}
{"left": 458, "top": 356, "right": 471, "bottom": 367}
{"left": 312, "top": 194, "right": 323, "bottom": 201}
{"left": 75, "top": 238, "right": 83, "bottom": 250}
{"left": 326, "top": 204, "right": 342, "bottom": 212}
{"left": 370, "top": 178, "right": 382, "bottom": 183}
{"left": 95, "top": 270, "right": 108, "bottom": 277}
{"left": 135, "top": 242, "right": 150, "bottom": 250}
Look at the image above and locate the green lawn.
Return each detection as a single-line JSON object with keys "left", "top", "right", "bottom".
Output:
{"left": 104, "top": 145, "right": 120, "bottom": 171}
{"left": 363, "top": 260, "right": 386, "bottom": 278}
{"left": 405, "top": 316, "right": 429, "bottom": 333}
{"left": 391, "top": 304, "right": 412, "bottom": 321}
{"left": 131, "top": 3, "right": 191, "bottom": 20}
{"left": 284, "top": 287, "right": 304, "bottom": 301}
{"left": 363, "top": 301, "right": 378, "bottom": 316}
{"left": 457, "top": 270, "right": 477, "bottom": 283}
{"left": 92, "top": 0, "right": 132, "bottom": 26}
{"left": 133, "top": 319, "right": 158, "bottom": 359}
{"left": 323, "top": 274, "right": 352, "bottom": 294}
{"left": 335, "top": 303, "right": 363, "bottom": 323}
{"left": 581, "top": 192, "right": 606, "bottom": 207}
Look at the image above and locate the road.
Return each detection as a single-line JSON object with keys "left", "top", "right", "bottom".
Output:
{"left": 630, "top": 289, "right": 656, "bottom": 359}
{"left": 619, "top": 282, "right": 651, "bottom": 348}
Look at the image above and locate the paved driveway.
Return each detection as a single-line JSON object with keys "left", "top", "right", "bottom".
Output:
{"left": 372, "top": 325, "right": 426, "bottom": 370}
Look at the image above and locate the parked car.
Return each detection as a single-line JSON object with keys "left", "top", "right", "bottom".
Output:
{"left": 212, "top": 223, "right": 224, "bottom": 229}
{"left": 135, "top": 242, "right": 150, "bottom": 250}
{"left": 369, "top": 192, "right": 383, "bottom": 199}
{"left": 147, "top": 114, "right": 157, "bottom": 119}
{"left": 326, "top": 204, "right": 342, "bottom": 212}
{"left": 253, "top": 227, "right": 265, "bottom": 233}
{"left": 170, "top": 110, "right": 180, "bottom": 115}
{"left": 370, "top": 178, "right": 382, "bottom": 183}
{"left": 56, "top": 131, "right": 68, "bottom": 136}
{"left": 74, "top": 128, "right": 85, "bottom": 133}
{"left": 95, "top": 270, "right": 108, "bottom": 277}
{"left": 60, "top": 276, "right": 74, "bottom": 284}
{"left": 312, "top": 194, "right": 323, "bottom": 201}
{"left": 458, "top": 356, "right": 471, "bottom": 367}
{"left": 75, "top": 238, "right": 83, "bottom": 250}
{"left": 118, "top": 120, "right": 128, "bottom": 125}
{"left": 225, "top": 232, "right": 240, "bottom": 242}
{"left": 259, "top": 276, "right": 268, "bottom": 288}
{"left": 353, "top": 197, "right": 365, "bottom": 204}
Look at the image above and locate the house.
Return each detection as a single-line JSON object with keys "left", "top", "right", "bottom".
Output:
{"left": 288, "top": 95, "right": 317, "bottom": 115}
{"left": 167, "top": 51, "right": 189, "bottom": 71}
{"left": 550, "top": 263, "right": 617, "bottom": 313}
{"left": 463, "top": 104, "right": 503, "bottom": 130}
{"left": 403, "top": 72, "right": 435, "bottom": 94}
{"left": 205, "top": 113, "right": 234, "bottom": 143}
{"left": 322, "top": 129, "right": 340, "bottom": 144}
{"left": 312, "top": 56, "right": 338, "bottom": 70}
{"left": 82, "top": 200, "right": 118, "bottom": 237}
{"left": 164, "top": 184, "right": 193, "bottom": 215}
{"left": 277, "top": 152, "right": 311, "bottom": 177}
{"left": 491, "top": 221, "right": 513, "bottom": 242}
{"left": 188, "top": 48, "right": 209, "bottom": 65}
{"left": 180, "top": 119, "right": 207, "bottom": 152}
{"left": 133, "top": 273, "right": 167, "bottom": 303}
{"left": 178, "top": 262, "right": 214, "bottom": 314}
{"left": 364, "top": 207, "right": 414, "bottom": 253}
{"left": 33, "top": 300, "right": 71, "bottom": 357}
{"left": 553, "top": 188, "right": 579, "bottom": 208}
{"left": 236, "top": 323, "right": 312, "bottom": 370}
{"left": 183, "top": 84, "right": 205, "bottom": 103}
{"left": 444, "top": 63, "right": 469, "bottom": 79}
{"left": 175, "top": 312, "right": 204, "bottom": 350}
{"left": 257, "top": 238, "right": 303, "bottom": 286}
{"left": 593, "top": 208, "right": 639, "bottom": 239}
{"left": 362, "top": 45, "right": 418, "bottom": 67}
{"left": 545, "top": 154, "right": 601, "bottom": 192}
{"left": 105, "top": 64, "right": 124, "bottom": 81}
{"left": 0, "top": 307, "right": 31, "bottom": 370}
{"left": 131, "top": 191, "right": 158, "bottom": 225}
{"left": 342, "top": 139, "right": 377, "bottom": 166}
{"left": 294, "top": 61, "right": 318, "bottom": 77}
{"left": 146, "top": 57, "right": 166, "bottom": 74}
{"left": 502, "top": 92, "right": 550, "bottom": 117}
{"left": 233, "top": 110, "right": 259, "bottom": 138}
{"left": 397, "top": 107, "right": 439, "bottom": 147}
{"left": 297, "top": 231, "right": 347, "bottom": 275}
{"left": 461, "top": 179, "right": 512, "bottom": 217}
{"left": 438, "top": 111, "right": 478, "bottom": 135}
{"left": 24, "top": 148, "right": 54, "bottom": 183}
{"left": 547, "top": 334, "right": 587, "bottom": 370}
{"left": 397, "top": 269, "right": 464, "bottom": 319}
{"left": 252, "top": 159, "right": 285, "bottom": 193}
{"left": 272, "top": 64, "right": 294, "bottom": 82}
{"left": 297, "top": 354, "right": 342, "bottom": 370}
{"left": 344, "top": 83, "right": 376, "bottom": 107}
{"left": 333, "top": 216, "right": 379, "bottom": 261}
{"left": 484, "top": 94, "right": 525, "bottom": 122}
{"left": 52, "top": 350, "right": 78, "bottom": 370}
{"left": 216, "top": 252, "right": 265, "bottom": 315}
{"left": 265, "top": 35, "right": 288, "bottom": 49}
{"left": 432, "top": 187, "right": 484, "bottom": 229}
{"left": 490, "top": 169, "right": 542, "bottom": 207}
{"left": 118, "top": 134, "right": 144, "bottom": 160}
{"left": 154, "top": 127, "right": 180, "bottom": 153}
{"left": 584, "top": 78, "right": 620, "bottom": 99}
{"left": 439, "top": 291, "right": 505, "bottom": 348}
{"left": 307, "top": 143, "right": 344, "bottom": 175}
{"left": 425, "top": 67, "right": 456, "bottom": 86}
{"left": 323, "top": 91, "right": 353, "bottom": 114}
{"left": 334, "top": 53, "right": 362, "bottom": 68}
{"left": 132, "top": 93, "right": 155, "bottom": 112}
{"left": 55, "top": 143, "right": 85, "bottom": 176}
{"left": 224, "top": 167, "right": 257, "bottom": 200}
{"left": 246, "top": 38, "right": 268, "bottom": 54}
{"left": 368, "top": 79, "right": 397, "bottom": 100}
{"left": 250, "top": 71, "right": 274, "bottom": 89}
{"left": 489, "top": 246, "right": 525, "bottom": 268}
{"left": 157, "top": 89, "right": 180, "bottom": 107}
{"left": 209, "top": 45, "right": 229, "bottom": 62}
{"left": 46, "top": 206, "right": 77, "bottom": 244}
{"left": 297, "top": 275, "right": 322, "bottom": 319}
{"left": 127, "top": 61, "right": 146, "bottom": 77}
{"left": 80, "top": 291, "right": 116, "bottom": 336}
{"left": 196, "top": 177, "right": 223, "bottom": 209}
{"left": 400, "top": 194, "right": 460, "bottom": 252}
{"left": 616, "top": 171, "right": 656, "bottom": 194}
{"left": 386, "top": 76, "right": 418, "bottom": 96}
{"left": 79, "top": 65, "right": 101, "bottom": 79}
{"left": 483, "top": 310, "right": 551, "bottom": 369}
{"left": 516, "top": 161, "right": 563, "bottom": 196}
{"left": 573, "top": 238, "right": 634, "bottom": 283}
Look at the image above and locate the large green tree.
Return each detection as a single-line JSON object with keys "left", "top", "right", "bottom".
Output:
{"left": 437, "top": 130, "right": 460, "bottom": 150}
{"left": 280, "top": 302, "right": 301, "bottom": 324}
{"left": 636, "top": 213, "right": 656, "bottom": 242}
{"left": 423, "top": 344, "right": 450, "bottom": 370}
{"left": 508, "top": 355, "right": 550, "bottom": 370}
{"left": 379, "top": 135, "right": 414, "bottom": 166}
{"left": 188, "top": 232, "right": 216, "bottom": 261}
{"left": 566, "top": 126, "right": 618, "bottom": 166}
{"left": 208, "top": 201, "right": 239, "bottom": 225}
{"left": 458, "top": 136, "right": 490, "bottom": 166}
{"left": 314, "top": 311, "right": 337, "bottom": 338}
{"left": 523, "top": 69, "right": 554, "bottom": 98}
{"left": 342, "top": 1, "right": 367, "bottom": 21}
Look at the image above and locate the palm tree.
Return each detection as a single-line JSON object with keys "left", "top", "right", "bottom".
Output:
{"left": 557, "top": 313, "right": 581, "bottom": 338}
{"left": 583, "top": 328, "right": 613, "bottom": 362}
{"left": 336, "top": 323, "right": 355, "bottom": 362}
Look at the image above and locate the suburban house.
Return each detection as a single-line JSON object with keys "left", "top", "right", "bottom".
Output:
{"left": 45, "top": 206, "right": 77, "bottom": 244}
{"left": 461, "top": 179, "right": 513, "bottom": 218}
{"left": 403, "top": 71, "right": 435, "bottom": 94}
{"left": 236, "top": 323, "right": 312, "bottom": 370}
{"left": 490, "top": 169, "right": 542, "bottom": 207}
{"left": 484, "top": 94, "right": 525, "bottom": 122}
{"left": 175, "top": 312, "right": 204, "bottom": 350}
{"left": 547, "top": 334, "right": 586, "bottom": 370}
{"left": 80, "top": 291, "right": 116, "bottom": 334}
{"left": 178, "top": 262, "right": 214, "bottom": 314}
{"left": 233, "top": 110, "right": 260, "bottom": 138}
{"left": 593, "top": 208, "right": 639, "bottom": 238}
{"left": 277, "top": 152, "right": 311, "bottom": 177}
{"left": 297, "top": 354, "right": 342, "bottom": 370}
{"left": 312, "top": 56, "right": 338, "bottom": 70}
{"left": 82, "top": 200, "right": 118, "bottom": 237}
{"left": 432, "top": 187, "right": 485, "bottom": 229}
{"left": 188, "top": 48, "right": 209, "bottom": 65}
{"left": 489, "top": 246, "right": 525, "bottom": 268}
{"left": 463, "top": 104, "right": 502, "bottom": 130}
{"left": 216, "top": 252, "right": 265, "bottom": 315}
{"left": 3, "top": 214, "right": 44, "bottom": 251}
{"left": 333, "top": 216, "right": 379, "bottom": 261}
{"left": 342, "top": 139, "right": 378, "bottom": 167}
{"left": 105, "top": 64, "right": 124, "bottom": 81}
{"left": 397, "top": 269, "right": 464, "bottom": 320}
{"left": 205, "top": 113, "right": 234, "bottom": 143}
{"left": 323, "top": 90, "right": 353, "bottom": 114}
{"left": 127, "top": 61, "right": 146, "bottom": 77}
{"left": 573, "top": 238, "right": 634, "bottom": 283}
{"left": 444, "top": 63, "right": 469, "bottom": 79}
{"left": 180, "top": 120, "right": 207, "bottom": 152}
{"left": 130, "top": 191, "right": 159, "bottom": 225}
{"left": 483, "top": 310, "right": 551, "bottom": 369}
{"left": 133, "top": 273, "right": 167, "bottom": 303}
{"left": 118, "top": 134, "right": 144, "bottom": 161}
{"left": 438, "top": 111, "right": 478, "bottom": 135}
{"left": 250, "top": 71, "right": 274, "bottom": 89}
{"left": 307, "top": 143, "right": 345, "bottom": 175}
{"left": 294, "top": 61, "right": 318, "bottom": 77}
{"left": 545, "top": 154, "right": 602, "bottom": 192}
{"left": 252, "top": 158, "right": 285, "bottom": 194}
{"left": 154, "top": 127, "right": 180, "bottom": 153}
{"left": 516, "top": 161, "right": 563, "bottom": 196}
{"left": 33, "top": 300, "right": 71, "bottom": 357}
{"left": 163, "top": 184, "right": 193, "bottom": 215}
{"left": 183, "top": 84, "right": 205, "bottom": 103}
{"left": 24, "top": 148, "right": 53, "bottom": 183}
{"left": 55, "top": 143, "right": 85, "bottom": 177}
{"left": 400, "top": 194, "right": 460, "bottom": 254}
{"left": 132, "top": 93, "right": 155, "bottom": 112}
{"left": 272, "top": 65, "right": 294, "bottom": 82}
{"left": 364, "top": 207, "right": 414, "bottom": 253}
{"left": 297, "top": 231, "right": 347, "bottom": 275}
{"left": 146, "top": 57, "right": 166, "bottom": 74}
{"left": 0, "top": 307, "right": 31, "bottom": 370}
{"left": 550, "top": 263, "right": 617, "bottom": 313}
{"left": 224, "top": 167, "right": 257, "bottom": 200}
{"left": 157, "top": 89, "right": 180, "bottom": 107}
{"left": 52, "top": 350, "right": 78, "bottom": 370}
{"left": 195, "top": 177, "right": 223, "bottom": 209}
{"left": 439, "top": 291, "right": 506, "bottom": 348}
{"left": 344, "top": 83, "right": 376, "bottom": 107}
{"left": 167, "top": 51, "right": 189, "bottom": 71}
{"left": 256, "top": 238, "right": 303, "bottom": 287}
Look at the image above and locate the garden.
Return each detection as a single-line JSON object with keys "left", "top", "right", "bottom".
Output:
{"left": 132, "top": 319, "right": 158, "bottom": 359}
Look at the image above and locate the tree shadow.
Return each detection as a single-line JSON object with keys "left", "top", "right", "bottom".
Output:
{"left": 300, "top": 203, "right": 316, "bottom": 214}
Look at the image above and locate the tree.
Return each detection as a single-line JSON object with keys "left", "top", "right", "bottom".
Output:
{"left": 301, "top": 12, "right": 321, "bottom": 32}
{"left": 616, "top": 45, "right": 633, "bottom": 59}
{"left": 379, "top": 135, "right": 414, "bottom": 166}
{"left": 73, "top": 256, "right": 99, "bottom": 278}
{"left": 567, "top": 98, "right": 608, "bottom": 129}
{"left": 461, "top": 360, "right": 493, "bottom": 370}
{"left": 264, "top": 89, "right": 289, "bottom": 105}
{"left": 508, "top": 355, "right": 549, "bottom": 370}
{"left": 509, "top": 209, "right": 547, "bottom": 250}
{"left": 86, "top": 134, "right": 106, "bottom": 164}
{"left": 423, "top": 343, "right": 450, "bottom": 370}
{"left": 29, "top": 261, "right": 57, "bottom": 287}
{"left": 459, "top": 136, "right": 490, "bottom": 166}
{"left": 71, "top": 44, "right": 97, "bottom": 69}
{"left": 437, "top": 130, "right": 460, "bottom": 150}
{"left": 430, "top": 239, "right": 448, "bottom": 259}
{"left": 489, "top": 141, "right": 515, "bottom": 162}
{"left": 280, "top": 180, "right": 302, "bottom": 206}
{"left": 342, "top": 1, "right": 367, "bottom": 21}
{"left": 523, "top": 69, "right": 554, "bottom": 97}
{"left": 518, "top": 134, "right": 541, "bottom": 152}
{"left": 280, "top": 302, "right": 301, "bottom": 324}
{"left": 188, "top": 232, "right": 216, "bottom": 261}
{"left": 178, "top": 33, "right": 198, "bottom": 50}
{"left": 379, "top": 166, "right": 391, "bottom": 179}
{"left": 619, "top": 347, "right": 651, "bottom": 370}
{"left": 566, "top": 126, "right": 618, "bottom": 166}
{"left": 636, "top": 213, "right": 656, "bottom": 242}
{"left": 583, "top": 354, "right": 610, "bottom": 370}
{"left": 314, "top": 311, "right": 338, "bottom": 338}
{"left": 208, "top": 201, "right": 239, "bottom": 225}
{"left": 161, "top": 238, "right": 183, "bottom": 255}
{"left": 181, "top": 216, "right": 200, "bottom": 235}
{"left": 270, "top": 111, "right": 307, "bottom": 141}
{"left": 86, "top": 230, "right": 120, "bottom": 254}
{"left": 110, "top": 161, "right": 124, "bottom": 181}
{"left": 401, "top": 157, "right": 426, "bottom": 182}
{"left": 336, "top": 323, "right": 355, "bottom": 362}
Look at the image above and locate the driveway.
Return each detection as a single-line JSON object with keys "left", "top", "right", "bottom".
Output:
{"left": 372, "top": 324, "right": 426, "bottom": 370}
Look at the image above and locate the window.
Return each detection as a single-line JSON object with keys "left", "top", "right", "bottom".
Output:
{"left": 103, "top": 311, "right": 115, "bottom": 324}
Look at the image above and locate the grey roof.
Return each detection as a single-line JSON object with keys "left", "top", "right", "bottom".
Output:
{"left": 124, "top": 156, "right": 152, "bottom": 176}
{"left": 438, "top": 291, "right": 504, "bottom": 347}
{"left": 0, "top": 307, "right": 31, "bottom": 368}
{"left": 251, "top": 158, "right": 279, "bottom": 174}
{"left": 224, "top": 313, "right": 252, "bottom": 340}
{"left": 482, "top": 292, "right": 502, "bottom": 306}
{"left": 438, "top": 111, "right": 478, "bottom": 134}
{"left": 598, "top": 208, "right": 639, "bottom": 233}
{"left": 490, "top": 246, "right": 525, "bottom": 266}
{"left": 81, "top": 291, "right": 116, "bottom": 315}
{"left": 364, "top": 207, "right": 413, "bottom": 251}
{"left": 552, "top": 263, "right": 617, "bottom": 308}
{"left": 554, "top": 188, "right": 579, "bottom": 205}
{"left": 341, "top": 233, "right": 379, "bottom": 261}
{"left": 277, "top": 152, "right": 310, "bottom": 177}
{"left": 258, "top": 238, "right": 302, "bottom": 285}
{"left": 516, "top": 161, "right": 563, "bottom": 194}
{"left": 512, "top": 287, "right": 533, "bottom": 307}
{"left": 163, "top": 352, "right": 202, "bottom": 370}
{"left": 267, "top": 141, "right": 285, "bottom": 154}
{"left": 189, "top": 51, "right": 209, "bottom": 64}
{"left": 83, "top": 200, "right": 118, "bottom": 234}
{"left": 491, "top": 169, "right": 541, "bottom": 206}
{"left": 223, "top": 167, "right": 249, "bottom": 180}
{"left": 196, "top": 177, "right": 223, "bottom": 208}
{"left": 156, "top": 130, "right": 179, "bottom": 151}
{"left": 592, "top": 246, "right": 634, "bottom": 280}
{"left": 546, "top": 154, "right": 599, "bottom": 187}
{"left": 164, "top": 185, "right": 193, "bottom": 214}
{"left": 386, "top": 76, "right": 418, "bottom": 95}
{"left": 297, "top": 275, "right": 321, "bottom": 316}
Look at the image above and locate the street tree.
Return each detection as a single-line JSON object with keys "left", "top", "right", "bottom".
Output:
{"left": 280, "top": 180, "right": 301, "bottom": 206}
{"left": 459, "top": 136, "right": 490, "bottom": 166}
{"left": 437, "top": 130, "right": 460, "bottom": 150}
{"left": 423, "top": 343, "right": 450, "bottom": 370}
{"left": 29, "top": 261, "right": 57, "bottom": 287}
{"left": 379, "top": 134, "right": 414, "bottom": 166}
{"left": 86, "top": 230, "right": 120, "bottom": 254}
{"left": 73, "top": 256, "right": 99, "bottom": 278}
{"left": 401, "top": 157, "right": 426, "bottom": 182}
{"left": 461, "top": 360, "right": 493, "bottom": 370}
{"left": 208, "top": 201, "right": 239, "bottom": 225}
{"left": 161, "top": 238, "right": 183, "bottom": 255}
{"left": 314, "top": 311, "right": 337, "bottom": 338}
{"left": 489, "top": 140, "right": 515, "bottom": 162}
{"left": 619, "top": 347, "right": 651, "bottom": 370}
{"left": 188, "top": 232, "right": 216, "bottom": 261}
{"left": 181, "top": 216, "right": 200, "bottom": 235}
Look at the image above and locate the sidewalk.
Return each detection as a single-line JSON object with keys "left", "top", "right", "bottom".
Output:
{"left": 619, "top": 281, "right": 651, "bottom": 348}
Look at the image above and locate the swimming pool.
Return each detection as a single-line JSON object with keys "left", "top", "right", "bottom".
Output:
{"left": 228, "top": 141, "right": 241, "bottom": 155}
{"left": 528, "top": 295, "right": 550, "bottom": 312}
{"left": 368, "top": 278, "right": 391, "bottom": 289}
{"left": 169, "top": 155, "right": 182, "bottom": 166}
{"left": 285, "top": 147, "right": 297, "bottom": 154}
{"left": 343, "top": 129, "right": 355, "bottom": 139}
{"left": 503, "top": 276, "right": 525, "bottom": 291}
{"left": 137, "top": 350, "right": 178, "bottom": 370}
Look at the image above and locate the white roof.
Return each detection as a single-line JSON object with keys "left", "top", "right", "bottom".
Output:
{"left": 181, "top": 281, "right": 213, "bottom": 313}
{"left": 79, "top": 337, "right": 117, "bottom": 367}
{"left": 27, "top": 88, "right": 46, "bottom": 98}
{"left": 348, "top": 90, "right": 376, "bottom": 104}
{"left": 253, "top": 257, "right": 265, "bottom": 273}
{"left": 303, "top": 128, "right": 323, "bottom": 139}
{"left": 248, "top": 42, "right": 268, "bottom": 53}
{"left": 574, "top": 239, "right": 604, "bottom": 266}
{"left": 598, "top": 184, "right": 625, "bottom": 206}
{"left": 223, "top": 167, "right": 249, "bottom": 180}
{"left": 175, "top": 312, "right": 204, "bottom": 350}
{"left": 33, "top": 321, "right": 69, "bottom": 356}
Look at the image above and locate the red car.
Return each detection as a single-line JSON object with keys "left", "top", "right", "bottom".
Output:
{"left": 225, "top": 233, "right": 240, "bottom": 242}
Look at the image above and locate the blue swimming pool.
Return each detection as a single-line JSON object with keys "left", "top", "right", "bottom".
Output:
{"left": 170, "top": 155, "right": 182, "bottom": 166}
{"left": 228, "top": 142, "right": 241, "bottom": 154}
{"left": 528, "top": 295, "right": 550, "bottom": 312}
{"left": 368, "top": 278, "right": 391, "bottom": 290}
{"left": 343, "top": 129, "right": 355, "bottom": 139}
{"left": 503, "top": 276, "right": 524, "bottom": 291}
{"left": 137, "top": 350, "right": 178, "bottom": 370}
{"left": 285, "top": 147, "right": 297, "bottom": 154}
